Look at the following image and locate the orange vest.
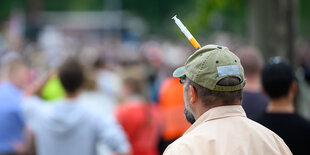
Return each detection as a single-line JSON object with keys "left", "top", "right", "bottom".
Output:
{"left": 159, "top": 78, "right": 190, "bottom": 140}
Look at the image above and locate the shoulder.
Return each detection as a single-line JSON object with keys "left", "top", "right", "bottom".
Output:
{"left": 23, "top": 96, "right": 43, "bottom": 104}
{"left": 254, "top": 113, "right": 268, "bottom": 123}
{"left": 85, "top": 104, "right": 117, "bottom": 128}
{"left": 246, "top": 118, "right": 292, "bottom": 152}
{"left": 163, "top": 127, "right": 217, "bottom": 155}
{"left": 163, "top": 137, "right": 194, "bottom": 155}
{"left": 22, "top": 96, "right": 45, "bottom": 113}
{"left": 294, "top": 114, "right": 310, "bottom": 126}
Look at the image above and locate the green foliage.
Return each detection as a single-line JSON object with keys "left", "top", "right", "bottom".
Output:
{"left": 44, "top": 0, "right": 103, "bottom": 11}
{"left": 299, "top": 0, "right": 310, "bottom": 38}
{"left": 0, "top": 0, "right": 26, "bottom": 22}
{"left": 122, "top": 0, "right": 191, "bottom": 34}
{"left": 0, "top": 0, "right": 309, "bottom": 38}
{"left": 184, "top": 0, "right": 246, "bottom": 36}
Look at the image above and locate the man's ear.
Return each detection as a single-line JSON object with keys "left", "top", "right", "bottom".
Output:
{"left": 189, "top": 85, "right": 197, "bottom": 105}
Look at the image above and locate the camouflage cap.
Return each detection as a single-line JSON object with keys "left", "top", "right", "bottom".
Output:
{"left": 173, "top": 44, "right": 246, "bottom": 91}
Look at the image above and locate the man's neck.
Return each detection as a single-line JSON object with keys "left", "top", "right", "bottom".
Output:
{"left": 243, "top": 75, "right": 261, "bottom": 92}
{"left": 267, "top": 97, "right": 294, "bottom": 114}
{"left": 195, "top": 100, "right": 241, "bottom": 119}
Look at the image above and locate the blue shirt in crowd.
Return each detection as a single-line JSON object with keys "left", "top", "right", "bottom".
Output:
{"left": 0, "top": 82, "right": 25, "bottom": 153}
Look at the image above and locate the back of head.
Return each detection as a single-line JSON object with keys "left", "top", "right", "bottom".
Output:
{"left": 174, "top": 45, "right": 246, "bottom": 106}
{"left": 120, "top": 65, "right": 147, "bottom": 101}
{"left": 58, "top": 58, "right": 85, "bottom": 94}
{"left": 7, "top": 59, "right": 27, "bottom": 76}
{"left": 6, "top": 58, "right": 29, "bottom": 89}
{"left": 187, "top": 77, "right": 242, "bottom": 106}
{"left": 123, "top": 77, "right": 144, "bottom": 96}
{"left": 262, "top": 57, "right": 295, "bottom": 99}
{"left": 237, "top": 46, "right": 264, "bottom": 77}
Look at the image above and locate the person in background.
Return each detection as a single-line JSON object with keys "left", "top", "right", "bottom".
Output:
{"left": 237, "top": 47, "right": 268, "bottom": 120}
{"left": 163, "top": 45, "right": 291, "bottom": 155}
{"left": 0, "top": 58, "right": 29, "bottom": 155}
{"left": 94, "top": 57, "right": 122, "bottom": 101}
{"left": 79, "top": 67, "right": 117, "bottom": 155}
{"left": 23, "top": 57, "right": 131, "bottom": 155}
{"left": 296, "top": 45, "right": 310, "bottom": 120}
{"left": 116, "top": 74, "right": 160, "bottom": 155}
{"left": 256, "top": 57, "right": 310, "bottom": 155}
{"left": 157, "top": 77, "right": 190, "bottom": 153}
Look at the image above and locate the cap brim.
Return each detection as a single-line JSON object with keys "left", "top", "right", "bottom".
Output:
{"left": 173, "top": 66, "right": 186, "bottom": 77}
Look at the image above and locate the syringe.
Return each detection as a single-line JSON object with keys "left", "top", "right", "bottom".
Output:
{"left": 172, "top": 15, "right": 201, "bottom": 49}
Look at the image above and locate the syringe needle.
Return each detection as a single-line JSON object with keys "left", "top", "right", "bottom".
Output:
{"left": 172, "top": 15, "right": 201, "bottom": 49}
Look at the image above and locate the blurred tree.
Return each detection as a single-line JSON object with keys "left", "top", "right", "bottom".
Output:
{"left": 25, "top": 0, "right": 43, "bottom": 41}
{"left": 184, "top": 0, "right": 246, "bottom": 35}
{"left": 248, "top": 0, "right": 297, "bottom": 66}
{"left": 122, "top": 0, "right": 192, "bottom": 34}
{"left": 299, "top": 0, "right": 310, "bottom": 38}
{"left": 0, "top": 0, "right": 309, "bottom": 41}
{"left": 44, "top": 0, "right": 102, "bottom": 11}
{"left": 0, "top": 0, "right": 26, "bottom": 23}
{"left": 188, "top": 0, "right": 299, "bottom": 66}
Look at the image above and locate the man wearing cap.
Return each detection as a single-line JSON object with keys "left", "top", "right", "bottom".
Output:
{"left": 163, "top": 45, "right": 292, "bottom": 155}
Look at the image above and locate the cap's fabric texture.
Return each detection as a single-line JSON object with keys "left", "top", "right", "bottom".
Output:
{"left": 173, "top": 44, "right": 246, "bottom": 91}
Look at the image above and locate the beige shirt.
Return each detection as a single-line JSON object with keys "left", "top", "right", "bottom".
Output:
{"left": 163, "top": 105, "right": 292, "bottom": 155}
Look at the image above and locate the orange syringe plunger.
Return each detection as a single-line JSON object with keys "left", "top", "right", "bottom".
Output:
{"left": 172, "top": 15, "right": 201, "bottom": 49}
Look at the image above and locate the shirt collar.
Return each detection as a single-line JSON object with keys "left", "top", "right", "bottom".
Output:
{"left": 184, "top": 105, "right": 246, "bottom": 135}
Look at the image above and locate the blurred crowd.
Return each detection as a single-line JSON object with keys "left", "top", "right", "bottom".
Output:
{"left": 0, "top": 23, "right": 193, "bottom": 155}
{"left": 0, "top": 20, "right": 310, "bottom": 155}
